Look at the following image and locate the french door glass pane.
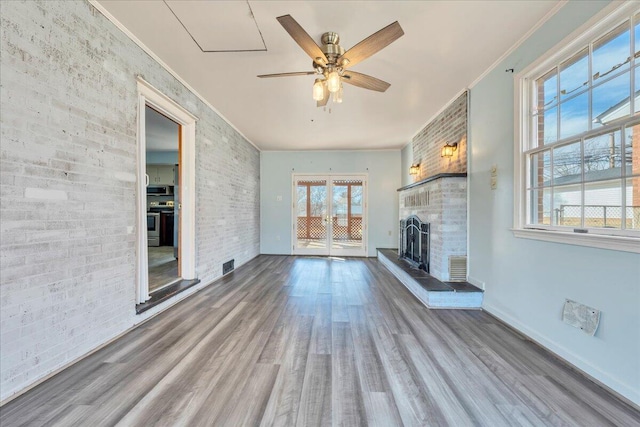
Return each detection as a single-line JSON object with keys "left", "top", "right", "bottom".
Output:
{"left": 331, "top": 180, "right": 364, "bottom": 250}
{"left": 296, "top": 180, "right": 327, "bottom": 250}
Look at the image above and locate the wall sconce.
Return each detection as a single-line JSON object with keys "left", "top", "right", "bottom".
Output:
{"left": 441, "top": 142, "right": 458, "bottom": 158}
{"left": 409, "top": 164, "right": 420, "bottom": 175}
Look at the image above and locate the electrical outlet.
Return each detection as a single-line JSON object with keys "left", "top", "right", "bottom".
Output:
{"left": 276, "top": 195, "right": 282, "bottom": 202}
{"left": 388, "top": 230, "right": 392, "bottom": 236}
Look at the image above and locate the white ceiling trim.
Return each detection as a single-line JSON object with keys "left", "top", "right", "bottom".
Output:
{"left": 467, "top": 0, "right": 568, "bottom": 89}
{"left": 392, "top": 0, "right": 568, "bottom": 150}
{"left": 88, "top": 0, "right": 261, "bottom": 151}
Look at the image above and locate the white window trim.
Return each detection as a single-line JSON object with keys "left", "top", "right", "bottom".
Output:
{"left": 513, "top": 1, "right": 640, "bottom": 254}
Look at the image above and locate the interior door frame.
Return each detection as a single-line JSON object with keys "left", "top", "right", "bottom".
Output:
{"left": 291, "top": 173, "right": 368, "bottom": 257}
{"left": 136, "top": 77, "right": 197, "bottom": 304}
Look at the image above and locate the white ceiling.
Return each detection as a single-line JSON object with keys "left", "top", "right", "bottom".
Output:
{"left": 96, "top": 0, "right": 561, "bottom": 151}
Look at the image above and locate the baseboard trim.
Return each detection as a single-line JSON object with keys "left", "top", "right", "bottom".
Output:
{"left": 483, "top": 303, "right": 640, "bottom": 410}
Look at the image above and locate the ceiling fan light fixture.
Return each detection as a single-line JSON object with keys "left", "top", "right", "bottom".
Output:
{"left": 332, "top": 83, "right": 343, "bottom": 103}
{"left": 313, "top": 79, "right": 325, "bottom": 101}
{"left": 327, "top": 70, "right": 341, "bottom": 93}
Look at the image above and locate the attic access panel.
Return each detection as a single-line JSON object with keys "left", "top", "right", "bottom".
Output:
{"left": 165, "top": 1, "right": 266, "bottom": 52}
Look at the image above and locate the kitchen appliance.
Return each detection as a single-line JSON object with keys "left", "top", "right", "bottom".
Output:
{"left": 147, "top": 186, "right": 174, "bottom": 196}
{"left": 147, "top": 212, "right": 160, "bottom": 247}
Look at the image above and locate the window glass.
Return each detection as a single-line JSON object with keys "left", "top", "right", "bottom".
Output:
{"left": 528, "top": 188, "right": 552, "bottom": 225}
{"left": 530, "top": 150, "right": 552, "bottom": 187}
{"left": 537, "top": 107, "right": 558, "bottom": 146}
{"left": 553, "top": 141, "right": 582, "bottom": 185}
{"left": 521, "top": 7, "right": 640, "bottom": 239}
{"left": 584, "top": 180, "right": 623, "bottom": 228}
{"left": 560, "top": 92, "right": 589, "bottom": 139}
{"left": 625, "top": 122, "right": 640, "bottom": 176}
{"left": 634, "top": 15, "right": 640, "bottom": 59}
{"left": 592, "top": 72, "right": 630, "bottom": 126}
{"left": 553, "top": 184, "right": 582, "bottom": 226}
{"left": 626, "top": 176, "right": 640, "bottom": 229}
{"left": 560, "top": 49, "right": 589, "bottom": 99}
{"left": 635, "top": 66, "right": 640, "bottom": 113}
{"left": 536, "top": 69, "right": 558, "bottom": 110}
{"left": 592, "top": 23, "right": 630, "bottom": 82}
{"left": 583, "top": 131, "right": 622, "bottom": 180}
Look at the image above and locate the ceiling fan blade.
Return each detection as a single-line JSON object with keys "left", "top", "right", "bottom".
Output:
{"left": 317, "top": 83, "right": 329, "bottom": 107}
{"left": 342, "top": 71, "right": 390, "bottom": 92}
{"left": 339, "top": 21, "right": 404, "bottom": 68}
{"left": 277, "top": 15, "right": 328, "bottom": 65}
{"left": 257, "top": 71, "right": 316, "bottom": 78}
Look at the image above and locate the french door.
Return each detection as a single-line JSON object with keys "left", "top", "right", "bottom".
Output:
{"left": 293, "top": 174, "right": 367, "bottom": 257}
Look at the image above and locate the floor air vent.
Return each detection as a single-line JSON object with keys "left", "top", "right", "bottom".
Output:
{"left": 448, "top": 256, "right": 467, "bottom": 281}
{"left": 223, "top": 259, "right": 234, "bottom": 275}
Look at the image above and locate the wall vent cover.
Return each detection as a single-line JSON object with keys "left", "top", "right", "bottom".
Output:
{"left": 223, "top": 259, "right": 235, "bottom": 275}
{"left": 448, "top": 256, "right": 467, "bottom": 282}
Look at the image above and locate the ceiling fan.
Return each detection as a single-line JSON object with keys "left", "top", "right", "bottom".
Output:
{"left": 258, "top": 15, "right": 404, "bottom": 106}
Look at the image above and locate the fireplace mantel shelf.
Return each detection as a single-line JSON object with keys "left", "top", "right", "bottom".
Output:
{"left": 398, "top": 173, "right": 467, "bottom": 192}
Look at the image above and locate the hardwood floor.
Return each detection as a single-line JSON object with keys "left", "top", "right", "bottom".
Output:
{"left": 1, "top": 255, "right": 638, "bottom": 426}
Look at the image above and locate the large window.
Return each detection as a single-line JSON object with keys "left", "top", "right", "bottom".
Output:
{"left": 516, "top": 3, "right": 640, "bottom": 251}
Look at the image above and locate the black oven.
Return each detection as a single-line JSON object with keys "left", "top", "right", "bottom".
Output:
{"left": 147, "top": 186, "right": 174, "bottom": 196}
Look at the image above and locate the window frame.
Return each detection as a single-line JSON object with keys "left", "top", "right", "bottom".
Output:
{"left": 514, "top": 1, "right": 640, "bottom": 253}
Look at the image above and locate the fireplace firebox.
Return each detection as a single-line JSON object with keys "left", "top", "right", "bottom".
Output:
{"left": 399, "top": 215, "right": 430, "bottom": 272}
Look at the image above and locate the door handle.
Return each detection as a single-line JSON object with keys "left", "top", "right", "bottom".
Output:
{"left": 145, "top": 174, "right": 149, "bottom": 187}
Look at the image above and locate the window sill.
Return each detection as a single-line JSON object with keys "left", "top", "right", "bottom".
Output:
{"left": 512, "top": 228, "right": 640, "bottom": 253}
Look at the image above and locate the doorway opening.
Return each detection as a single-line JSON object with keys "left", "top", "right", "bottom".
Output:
{"left": 145, "top": 106, "right": 180, "bottom": 292}
{"left": 293, "top": 174, "right": 368, "bottom": 257}
{"left": 136, "top": 78, "right": 197, "bottom": 308}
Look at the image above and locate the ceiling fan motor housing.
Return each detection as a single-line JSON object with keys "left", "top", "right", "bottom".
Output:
{"left": 320, "top": 32, "right": 344, "bottom": 64}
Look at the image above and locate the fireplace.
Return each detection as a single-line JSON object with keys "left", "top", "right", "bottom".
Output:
{"left": 399, "top": 215, "right": 430, "bottom": 272}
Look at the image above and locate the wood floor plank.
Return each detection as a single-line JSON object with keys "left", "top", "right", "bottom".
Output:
{"left": 331, "top": 321, "right": 366, "bottom": 426}
{"left": 296, "top": 354, "right": 332, "bottom": 427}
{"left": 1, "top": 255, "right": 638, "bottom": 427}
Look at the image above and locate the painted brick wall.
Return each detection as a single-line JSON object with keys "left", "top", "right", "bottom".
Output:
{"left": 0, "top": 0, "right": 259, "bottom": 401}
{"left": 399, "top": 177, "right": 467, "bottom": 281}
{"left": 412, "top": 91, "right": 467, "bottom": 180}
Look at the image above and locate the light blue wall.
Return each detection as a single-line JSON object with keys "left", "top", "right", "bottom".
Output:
{"left": 261, "top": 151, "right": 401, "bottom": 256}
{"left": 400, "top": 143, "right": 413, "bottom": 187}
{"left": 468, "top": 0, "right": 640, "bottom": 404}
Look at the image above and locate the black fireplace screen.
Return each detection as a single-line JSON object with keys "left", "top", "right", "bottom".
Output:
{"left": 399, "top": 215, "right": 430, "bottom": 272}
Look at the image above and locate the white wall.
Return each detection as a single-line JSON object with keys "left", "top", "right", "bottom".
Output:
{"left": 261, "top": 151, "right": 400, "bottom": 256}
{"left": 0, "top": 0, "right": 259, "bottom": 401}
{"left": 468, "top": 0, "right": 640, "bottom": 405}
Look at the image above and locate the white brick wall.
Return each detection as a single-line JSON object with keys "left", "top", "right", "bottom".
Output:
{"left": 0, "top": 0, "right": 260, "bottom": 401}
{"left": 399, "top": 178, "right": 467, "bottom": 281}
{"left": 411, "top": 91, "right": 467, "bottom": 180}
